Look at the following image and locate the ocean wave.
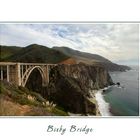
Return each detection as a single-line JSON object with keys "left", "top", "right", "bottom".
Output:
{"left": 95, "top": 89, "right": 112, "bottom": 116}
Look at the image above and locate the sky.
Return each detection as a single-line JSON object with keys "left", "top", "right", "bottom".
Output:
{"left": 0, "top": 23, "right": 139, "bottom": 65}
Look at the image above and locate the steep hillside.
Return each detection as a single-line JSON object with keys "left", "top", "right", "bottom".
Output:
{"left": 0, "top": 45, "right": 22, "bottom": 61}
{"left": 53, "top": 46, "right": 111, "bottom": 63}
{"left": 48, "top": 64, "right": 113, "bottom": 115}
{"left": 59, "top": 58, "right": 77, "bottom": 64}
{"left": 0, "top": 81, "right": 68, "bottom": 116}
{"left": 53, "top": 46, "right": 131, "bottom": 71}
{"left": 1, "top": 44, "right": 69, "bottom": 63}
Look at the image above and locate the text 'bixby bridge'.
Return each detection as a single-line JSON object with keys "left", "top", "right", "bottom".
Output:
{"left": 0, "top": 62, "right": 57, "bottom": 87}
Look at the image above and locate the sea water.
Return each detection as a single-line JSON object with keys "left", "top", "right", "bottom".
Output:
{"left": 96, "top": 66, "right": 139, "bottom": 116}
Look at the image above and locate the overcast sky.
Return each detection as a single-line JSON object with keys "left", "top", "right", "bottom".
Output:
{"left": 0, "top": 24, "right": 139, "bottom": 65}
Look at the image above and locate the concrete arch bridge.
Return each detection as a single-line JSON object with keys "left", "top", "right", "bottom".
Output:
{"left": 0, "top": 62, "right": 57, "bottom": 87}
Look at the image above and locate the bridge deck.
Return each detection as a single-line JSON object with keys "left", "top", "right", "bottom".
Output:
{"left": 0, "top": 62, "right": 57, "bottom": 66}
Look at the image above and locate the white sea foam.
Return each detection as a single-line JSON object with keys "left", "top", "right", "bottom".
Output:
{"left": 95, "top": 89, "right": 112, "bottom": 116}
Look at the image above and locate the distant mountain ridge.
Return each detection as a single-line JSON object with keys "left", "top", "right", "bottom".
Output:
{"left": 53, "top": 46, "right": 111, "bottom": 63}
{"left": 0, "top": 44, "right": 69, "bottom": 63}
{"left": 0, "top": 44, "right": 131, "bottom": 71}
{"left": 53, "top": 46, "right": 131, "bottom": 71}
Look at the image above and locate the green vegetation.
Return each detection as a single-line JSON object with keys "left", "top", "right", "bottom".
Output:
{"left": 1, "top": 44, "right": 69, "bottom": 63}
{"left": 0, "top": 45, "right": 21, "bottom": 60}
{"left": 0, "top": 81, "right": 68, "bottom": 116}
{"left": 51, "top": 107, "right": 68, "bottom": 116}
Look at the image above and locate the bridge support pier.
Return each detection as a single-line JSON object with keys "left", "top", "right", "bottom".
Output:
{"left": 16, "top": 63, "right": 21, "bottom": 86}
{"left": 0, "top": 66, "right": 3, "bottom": 80}
{"left": 8, "top": 63, "right": 21, "bottom": 86}
{"left": 7, "top": 65, "right": 9, "bottom": 82}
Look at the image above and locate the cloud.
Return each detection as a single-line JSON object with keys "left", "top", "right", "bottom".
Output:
{"left": 0, "top": 23, "right": 139, "bottom": 64}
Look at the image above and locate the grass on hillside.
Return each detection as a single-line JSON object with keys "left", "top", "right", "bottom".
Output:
{"left": 0, "top": 81, "right": 68, "bottom": 116}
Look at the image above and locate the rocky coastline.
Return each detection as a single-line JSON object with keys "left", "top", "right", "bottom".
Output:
{"left": 47, "top": 64, "right": 114, "bottom": 115}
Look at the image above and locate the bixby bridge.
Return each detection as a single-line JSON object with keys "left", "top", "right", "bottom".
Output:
{"left": 0, "top": 62, "right": 57, "bottom": 87}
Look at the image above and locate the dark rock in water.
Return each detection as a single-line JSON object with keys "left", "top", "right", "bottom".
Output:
{"left": 103, "top": 89, "right": 106, "bottom": 92}
{"left": 116, "top": 82, "right": 120, "bottom": 86}
{"left": 48, "top": 64, "right": 113, "bottom": 115}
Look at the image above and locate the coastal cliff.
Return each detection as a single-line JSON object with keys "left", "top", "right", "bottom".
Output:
{"left": 48, "top": 64, "right": 113, "bottom": 115}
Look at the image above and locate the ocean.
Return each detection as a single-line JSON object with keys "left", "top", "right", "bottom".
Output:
{"left": 95, "top": 66, "right": 139, "bottom": 116}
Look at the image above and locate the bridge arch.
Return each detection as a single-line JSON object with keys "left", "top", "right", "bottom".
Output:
{"left": 21, "top": 66, "right": 48, "bottom": 87}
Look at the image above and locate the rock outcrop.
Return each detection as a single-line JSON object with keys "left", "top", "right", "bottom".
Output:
{"left": 48, "top": 64, "right": 113, "bottom": 115}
